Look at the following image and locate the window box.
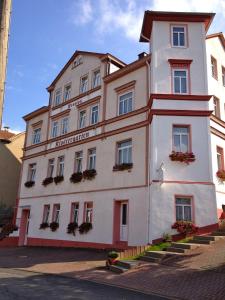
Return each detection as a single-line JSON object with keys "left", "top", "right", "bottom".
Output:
{"left": 216, "top": 170, "right": 225, "bottom": 181}
{"left": 39, "top": 222, "right": 49, "bottom": 230}
{"left": 169, "top": 151, "right": 195, "bottom": 164}
{"left": 83, "top": 169, "right": 97, "bottom": 180}
{"left": 49, "top": 221, "right": 59, "bottom": 232}
{"left": 171, "top": 221, "right": 198, "bottom": 236}
{"left": 67, "top": 222, "right": 78, "bottom": 235}
{"left": 70, "top": 172, "right": 83, "bottom": 183}
{"left": 113, "top": 163, "right": 133, "bottom": 171}
{"left": 42, "top": 177, "right": 53, "bottom": 186}
{"left": 24, "top": 181, "right": 35, "bottom": 188}
{"left": 79, "top": 222, "right": 92, "bottom": 234}
{"left": 53, "top": 175, "right": 64, "bottom": 184}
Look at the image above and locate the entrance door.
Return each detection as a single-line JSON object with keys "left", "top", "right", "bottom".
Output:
{"left": 18, "top": 209, "right": 30, "bottom": 246}
{"left": 120, "top": 202, "right": 128, "bottom": 241}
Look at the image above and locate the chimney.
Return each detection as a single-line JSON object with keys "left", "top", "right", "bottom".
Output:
{"left": 138, "top": 52, "right": 148, "bottom": 60}
{"left": 3, "top": 126, "right": 9, "bottom": 131}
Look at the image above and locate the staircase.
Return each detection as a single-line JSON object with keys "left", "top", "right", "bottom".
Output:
{"left": 109, "top": 260, "right": 141, "bottom": 273}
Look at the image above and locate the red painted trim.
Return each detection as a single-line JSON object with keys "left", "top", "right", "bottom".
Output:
{"left": 0, "top": 237, "right": 19, "bottom": 247}
{"left": 18, "top": 209, "right": 30, "bottom": 246}
{"left": 172, "top": 124, "right": 191, "bottom": 152}
{"left": 168, "top": 59, "right": 193, "bottom": 65}
{"left": 70, "top": 202, "right": 79, "bottom": 223}
{"left": 211, "top": 114, "right": 225, "bottom": 128}
{"left": 52, "top": 204, "right": 60, "bottom": 222}
{"left": 83, "top": 202, "right": 93, "bottom": 223}
{"left": 27, "top": 237, "right": 128, "bottom": 250}
{"left": 170, "top": 64, "right": 191, "bottom": 94}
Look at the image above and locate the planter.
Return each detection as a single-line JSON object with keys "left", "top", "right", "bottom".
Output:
{"left": 67, "top": 222, "right": 78, "bottom": 235}
{"left": 169, "top": 151, "right": 195, "bottom": 165}
{"left": 24, "top": 181, "right": 35, "bottom": 188}
{"left": 39, "top": 222, "right": 49, "bottom": 229}
{"left": 78, "top": 222, "right": 92, "bottom": 234}
{"left": 83, "top": 169, "right": 97, "bottom": 180}
{"left": 106, "top": 251, "right": 119, "bottom": 268}
{"left": 216, "top": 170, "right": 225, "bottom": 181}
{"left": 70, "top": 172, "right": 83, "bottom": 183}
{"left": 113, "top": 163, "right": 133, "bottom": 171}
{"left": 54, "top": 175, "right": 64, "bottom": 184}
{"left": 49, "top": 222, "right": 59, "bottom": 232}
{"left": 172, "top": 221, "right": 198, "bottom": 236}
{"left": 42, "top": 177, "right": 53, "bottom": 186}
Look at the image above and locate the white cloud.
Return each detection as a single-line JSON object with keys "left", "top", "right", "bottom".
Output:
{"left": 70, "top": 0, "right": 225, "bottom": 41}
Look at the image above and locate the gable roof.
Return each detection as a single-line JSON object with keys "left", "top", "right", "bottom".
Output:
{"left": 140, "top": 11, "right": 215, "bottom": 42}
{"left": 23, "top": 106, "right": 49, "bottom": 121}
{"left": 46, "top": 50, "right": 126, "bottom": 92}
{"left": 0, "top": 130, "right": 15, "bottom": 142}
{"left": 206, "top": 32, "right": 225, "bottom": 51}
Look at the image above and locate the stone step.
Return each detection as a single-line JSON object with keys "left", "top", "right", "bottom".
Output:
{"left": 191, "top": 239, "right": 213, "bottom": 245}
{"left": 166, "top": 247, "right": 187, "bottom": 254}
{"left": 116, "top": 260, "right": 140, "bottom": 269}
{"left": 193, "top": 235, "right": 218, "bottom": 241}
{"left": 109, "top": 264, "right": 128, "bottom": 274}
{"left": 140, "top": 256, "right": 162, "bottom": 263}
{"left": 145, "top": 250, "right": 168, "bottom": 259}
{"left": 212, "top": 231, "right": 225, "bottom": 236}
{"left": 171, "top": 242, "right": 198, "bottom": 250}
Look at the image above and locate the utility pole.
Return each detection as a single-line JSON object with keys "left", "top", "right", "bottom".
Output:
{"left": 0, "top": 0, "right": 12, "bottom": 129}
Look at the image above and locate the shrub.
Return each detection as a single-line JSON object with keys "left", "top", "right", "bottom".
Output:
{"left": 67, "top": 222, "right": 78, "bottom": 235}
{"left": 42, "top": 177, "right": 53, "bottom": 186}
{"left": 24, "top": 181, "right": 35, "bottom": 188}
{"left": 79, "top": 222, "right": 92, "bottom": 234}
{"left": 54, "top": 175, "right": 64, "bottom": 184}
{"left": 70, "top": 172, "right": 83, "bottom": 183}
{"left": 113, "top": 163, "right": 133, "bottom": 171}
{"left": 172, "top": 221, "right": 198, "bottom": 236}
{"left": 107, "top": 251, "right": 119, "bottom": 259}
{"left": 39, "top": 222, "right": 49, "bottom": 229}
{"left": 0, "top": 223, "right": 18, "bottom": 240}
{"left": 216, "top": 170, "right": 225, "bottom": 181}
{"left": 49, "top": 221, "right": 59, "bottom": 232}
{"left": 83, "top": 169, "right": 97, "bottom": 180}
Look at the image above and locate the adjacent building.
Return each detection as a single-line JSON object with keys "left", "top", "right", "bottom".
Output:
{"left": 15, "top": 11, "right": 225, "bottom": 249}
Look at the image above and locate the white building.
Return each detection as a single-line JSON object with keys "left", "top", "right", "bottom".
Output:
{"left": 14, "top": 11, "right": 225, "bottom": 249}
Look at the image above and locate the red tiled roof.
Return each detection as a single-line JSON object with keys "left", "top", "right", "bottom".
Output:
{"left": 0, "top": 130, "right": 15, "bottom": 141}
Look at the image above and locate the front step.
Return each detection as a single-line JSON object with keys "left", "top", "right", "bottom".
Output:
{"left": 141, "top": 256, "right": 162, "bottom": 263}
{"left": 194, "top": 235, "right": 220, "bottom": 242}
{"left": 116, "top": 260, "right": 140, "bottom": 269}
{"left": 171, "top": 242, "right": 198, "bottom": 250}
{"left": 166, "top": 247, "right": 187, "bottom": 254}
{"left": 191, "top": 239, "right": 213, "bottom": 245}
{"left": 109, "top": 264, "right": 128, "bottom": 274}
{"left": 212, "top": 231, "right": 225, "bottom": 236}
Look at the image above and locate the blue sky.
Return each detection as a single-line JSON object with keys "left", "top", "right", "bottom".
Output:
{"left": 3, "top": 0, "right": 225, "bottom": 132}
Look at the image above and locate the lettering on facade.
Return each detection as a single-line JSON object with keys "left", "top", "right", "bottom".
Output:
{"left": 68, "top": 99, "right": 84, "bottom": 109}
{"left": 55, "top": 132, "right": 90, "bottom": 147}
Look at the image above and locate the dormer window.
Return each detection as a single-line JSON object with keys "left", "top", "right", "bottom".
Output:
{"left": 172, "top": 25, "right": 186, "bottom": 47}
{"left": 73, "top": 55, "right": 83, "bottom": 68}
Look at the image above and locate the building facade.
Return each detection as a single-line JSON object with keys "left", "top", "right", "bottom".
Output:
{"left": 15, "top": 11, "right": 225, "bottom": 249}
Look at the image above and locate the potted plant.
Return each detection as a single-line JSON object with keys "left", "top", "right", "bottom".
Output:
{"left": 67, "top": 222, "right": 78, "bottom": 235}
{"left": 172, "top": 221, "right": 198, "bottom": 237}
{"left": 169, "top": 151, "right": 195, "bottom": 164}
{"left": 70, "top": 172, "right": 83, "bottom": 183}
{"left": 106, "top": 251, "right": 119, "bottom": 268}
{"left": 113, "top": 163, "right": 133, "bottom": 171}
{"left": 83, "top": 169, "right": 97, "bottom": 180}
{"left": 54, "top": 175, "right": 64, "bottom": 184}
{"left": 24, "top": 181, "right": 35, "bottom": 188}
{"left": 78, "top": 222, "right": 93, "bottom": 234}
{"left": 42, "top": 177, "right": 53, "bottom": 186}
{"left": 39, "top": 222, "right": 49, "bottom": 230}
{"left": 162, "top": 232, "right": 172, "bottom": 243}
{"left": 49, "top": 221, "right": 59, "bottom": 232}
{"left": 216, "top": 170, "right": 225, "bottom": 181}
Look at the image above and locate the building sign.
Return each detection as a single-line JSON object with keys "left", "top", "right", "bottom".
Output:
{"left": 47, "top": 128, "right": 101, "bottom": 150}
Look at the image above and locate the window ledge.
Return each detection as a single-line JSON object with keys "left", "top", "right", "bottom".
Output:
{"left": 113, "top": 163, "right": 133, "bottom": 171}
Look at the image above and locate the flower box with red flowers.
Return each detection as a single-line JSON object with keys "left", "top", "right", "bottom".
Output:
{"left": 171, "top": 221, "right": 198, "bottom": 236}
{"left": 42, "top": 177, "right": 53, "bottom": 186}
{"left": 216, "top": 170, "right": 225, "bottom": 181}
{"left": 53, "top": 175, "right": 64, "bottom": 184}
{"left": 24, "top": 181, "right": 35, "bottom": 188}
{"left": 113, "top": 163, "right": 133, "bottom": 171}
{"left": 70, "top": 172, "right": 83, "bottom": 183}
{"left": 83, "top": 169, "right": 97, "bottom": 180}
{"left": 169, "top": 151, "right": 195, "bottom": 164}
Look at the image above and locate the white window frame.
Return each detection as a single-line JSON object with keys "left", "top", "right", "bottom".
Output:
{"left": 90, "top": 104, "right": 99, "bottom": 125}
{"left": 211, "top": 56, "right": 217, "bottom": 79}
{"left": 54, "top": 89, "right": 61, "bottom": 106}
{"left": 53, "top": 204, "right": 60, "bottom": 223}
{"left": 80, "top": 75, "right": 88, "bottom": 94}
{"left": 173, "top": 126, "right": 190, "bottom": 153}
{"left": 117, "top": 140, "right": 132, "bottom": 165}
{"left": 92, "top": 69, "right": 101, "bottom": 88}
{"left": 28, "top": 163, "right": 36, "bottom": 181}
{"left": 171, "top": 25, "right": 186, "bottom": 47}
{"left": 47, "top": 158, "right": 54, "bottom": 178}
{"left": 51, "top": 121, "right": 59, "bottom": 138}
{"left": 72, "top": 203, "right": 79, "bottom": 223}
{"left": 57, "top": 156, "right": 64, "bottom": 176}
{"left": 79, "top": 110, "right": 86, "bottom": 129}
{"left": 75, "top": 151, "right": 83, "bottom": 173}
{"left": 118, "top": 91, "right": 133, "bottom": 115}
{"left": 173, "top": 69, "right": 188, "bottom": 94}
{"left": 32, "top": 128, "right": 41, "bottom": 144}
{"left": 88, "top": 148, "right": 96, "bottom": 170}
{"left": 84, "top": 202, "right": 93, "bottom": 223}
{"left": 175, "top": 197, "right": 192, "bottom": 222}
{"left": 43, "top": 205, "right": 50, "bottom": 223}
{"left": 61, "top": 117, "right": 69, "bottom": 135}
{"left": 63, "top": 84, "right": 71, "bottom": 102}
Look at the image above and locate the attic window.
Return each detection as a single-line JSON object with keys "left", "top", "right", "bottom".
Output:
{"left": 73, "top": 55, "right": 83, "bottom": 68}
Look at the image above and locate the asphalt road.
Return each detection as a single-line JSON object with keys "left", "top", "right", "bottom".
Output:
{"left": 0, "top": 268, "right": 171, "bottom": 300}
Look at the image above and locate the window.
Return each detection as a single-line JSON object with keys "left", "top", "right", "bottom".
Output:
{"left": 71, "top": 203, "right": 79, "bottom": 223}
{"left": 90, "top": 105, "right": 99, "bottom": 125}
{"left": 61, "top": 117, "right": 69, "bottom": 135}
{"left": 73, "top": 55, "right": 83, "bottom": 68}
{"left": 175, "top": 197, "right": 192, "bottom": 222}
{"left": 63, "top": 84, "right": 71, "bottom": 102}
{"left": 57, "top": 156, "right": 64, "bottom": 176}
{"left": 54, "top": 89, "right": 61, "bottom": 106}
{"left": 211, "top": 56, "right": 218, "bottom": 79}
{"left": 213, "top": 96, "right": 220, "bottom": 118}
{"left": 79, "top": 110, "right": 86, "bottom": 129}
{"left": 172, "top": 26, "right": 186, "bottom": 47}
{"left": 32, "top": 128, "right": 41, "bottom": 144}
{"left": 75, "top": 151, "right": 83, "bottom": 173}
{"left": 173, "top": 69, "right": 188, "bottom": 94}
{"left": 173, "top": 126, "right": 190, "bottom": 153}
{"left": 84, "top": 202, "right": 93, "bottom": 223}
{"left": 217, "top": 146, "right": 224, "bottom": 170}
{"left": 119, "top": 91, "right": 133, "bottom": 115}
{"left": 88, "top": 148, "right": 96, "bottom": 170}
{"left": 80, "top": 76, "right": 88, "bottom": 93}
{"left": 92, "top": 69, "right": 101, "bottom": 88}
{"left": 47, "top": 159, "right": 54, "bottom": 178}
{"left": 28, "top": 163, "right": 36, "bottom": 181}
{"left": 43, "top": 205, "right": 50, "bottom": 223}
{"left": 117, "top": 140, "right": 132, "bottom": 164}
{"left": 222, "top": 67, "right": 225, "bottom": 87}
{"left": 51, "top": 121, "right": 58, "bottom": 138}
{"left": 53, "top": 204, "right": 60, "bottom": 223}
